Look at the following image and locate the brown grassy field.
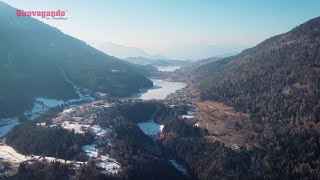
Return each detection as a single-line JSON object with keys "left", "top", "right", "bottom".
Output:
{"left": 194, "top": 100, "right": 256, "bottom": 149}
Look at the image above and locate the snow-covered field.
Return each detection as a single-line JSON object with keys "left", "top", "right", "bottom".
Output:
{"left": 0, "top": 143, "right": 82, "bottom": 166}
{"left": 137, "top": 121, "right": 164, "bottom": 139}
{"left": 0, "top": 143, "right": 28, "bottom": 164}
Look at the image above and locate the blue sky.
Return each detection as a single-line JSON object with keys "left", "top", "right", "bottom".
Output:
{"left": 2, "top": 0, "right": 320, "bottom": 59}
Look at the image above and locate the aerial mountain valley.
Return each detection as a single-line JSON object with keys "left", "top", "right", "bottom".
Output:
{"left": 0, "top": 1, "right": 320, "bottom": 179}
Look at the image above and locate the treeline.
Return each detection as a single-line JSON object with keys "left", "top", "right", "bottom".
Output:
{"left": 6, "top": 122, "right": 94, "bottom": 160}
{"left": 115, "top": 101, "right": 158, "bottom": 123}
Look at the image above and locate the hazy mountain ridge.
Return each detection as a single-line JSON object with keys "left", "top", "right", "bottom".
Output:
{"left": 196, "top": 17, "right": 320, "bottom": 89}
{"left": 88, "top": 41, "right": 151, "bottom": 59}
{"left": 125, "top": 56, "right": 190, "bottom": 66}
{"left": 180, "top": 57, "right": 221, "bottom": 72}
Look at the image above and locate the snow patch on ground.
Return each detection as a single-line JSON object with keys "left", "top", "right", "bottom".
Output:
{"left": 137, "top": 121, "right": 164, "bottom": 139}
{"left": 193, "top": 122, "right": 200, "bottom": 127}
{"left": 36, "top": 122, "right": 46, "bottom": 127}
{"left": 99, "top": 158, "right": 121, "bottom": 174}
{"left": 182, "top": 110, "right": 195, "bottom": 119}
{"left": 169, "top": 160, "right": 188, "bottom": 175}
{"left": 90, "top": 125, "right": 112, "bottom": 137}
{"left": 82, "top": 144, "right": 98, "bottom": 158}
{"left": 182, "top": 115, "right": 194, "bottom": 119}
{"left": 160, "top": 125, "right": 164, "bottom": 132}
{"left": 0, "top": 143, "right": 82, "bottom": 166}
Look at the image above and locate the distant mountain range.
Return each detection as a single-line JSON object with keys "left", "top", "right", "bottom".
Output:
{"left": 124, "top": 56, "right": 191, "bottom": 66}
{"left": 88, "top": 41, "right": 148, "bottom": 59}
{"left": 179, "top": 57, "right": 221, "bottom": 73}
{"left": 0, "top": 2, "right": 152, "bottom": 117}
{"left": 88, "top": 41, "right": 168, "bottom": 60}
{"left": 88, "top": 41, "right": 241, "bottom": 61}
{"left": 161, "top": 42, "right": 241, "bottom": 60}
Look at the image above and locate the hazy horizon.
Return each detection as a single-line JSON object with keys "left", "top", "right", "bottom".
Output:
{"left": 1, "top": 0, "right": 320, "bottom": 59}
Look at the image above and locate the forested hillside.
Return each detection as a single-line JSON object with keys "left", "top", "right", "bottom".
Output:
{"left": 194, "top": 17, "right": 320, "bottom": 178}
{"left": 0, "top": 2, "right": 152, "bottom": 117}
{"left": 6, "top": 123, "right": 94, "bottom": 160}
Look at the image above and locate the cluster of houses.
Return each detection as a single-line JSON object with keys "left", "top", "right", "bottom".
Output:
{"left": 53, "top": 100, "right": 111, "bottom": 125}
{"left": 164, "top": 87, "right": 195, "bottom": 108}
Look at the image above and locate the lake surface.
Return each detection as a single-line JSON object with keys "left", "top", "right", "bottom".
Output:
{"left": 132, "top": 79, "right": 186, "bottom": 100}
{"left": 155, "top": 66, "right": 181, "bottom": 72}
